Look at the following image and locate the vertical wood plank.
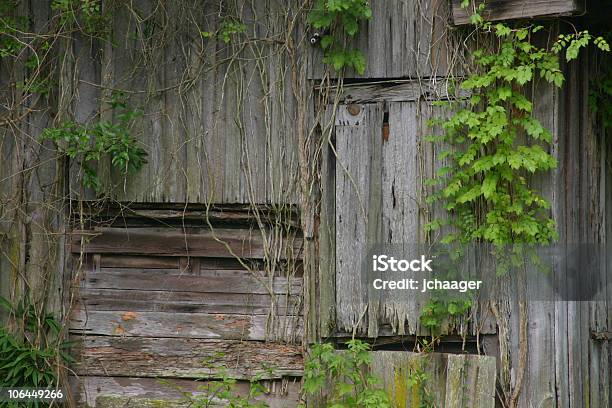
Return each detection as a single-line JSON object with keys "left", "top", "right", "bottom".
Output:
{"left": 334, "top": 103, "right": 383, "bottom": 335}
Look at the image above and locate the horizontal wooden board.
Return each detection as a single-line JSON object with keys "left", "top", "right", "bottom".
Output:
{"left": 70, "top": 309, "right": 302, "bottom": 341}
{"left": 99, "top": 255, "right": 180, "bottom": 269}
{"left": 72, "top": 336, "right": 303, "bottom": 379}
{"left": 323, "top": 80, "right": 470, "bottom": 104}
{"left": 71, "top": 376, "right": 302, "bottom": 408}
{"left": 78, "top": 267, "right": 302, "bottom": 295}
{"left": 75, "top": 288, "right": 301, "bottom": 315}
{"left": 452, "top": 0, "right": 581, "bottom": 25}
{"left": 74, "top": 205, "right": 300, "bottom": 227}
{"left": 71, "top": 227, "right": 303, "bottom": 260}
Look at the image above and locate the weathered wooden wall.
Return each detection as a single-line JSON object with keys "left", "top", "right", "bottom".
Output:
{"left": 70, "top": 0, "right": 301, "bottom": 204}
{"left": 311, "top": 12, "right": 612, "bottom": 408}
{"left": 68, "top": 209, "right": 304, "bottom": 406}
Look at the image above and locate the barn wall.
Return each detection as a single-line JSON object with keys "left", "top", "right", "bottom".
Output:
{"left": 312, "top": 13, "right": 611, "bottom": 408}
{"left": 69, "top": 0, "right": 302, "bottom": 204}
{"left": 67, "top": 208, "right": 304, "bottom": 406}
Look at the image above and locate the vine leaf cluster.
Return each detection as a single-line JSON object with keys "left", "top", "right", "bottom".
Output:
{"left": 308, "top": 0, "right": 371, "bottom": 74}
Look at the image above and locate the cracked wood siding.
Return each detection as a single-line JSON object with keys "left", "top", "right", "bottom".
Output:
{"left": 69, "top": 0, "right": 299, "bottom": 204}
{"left": 334, "top": 103, "right": 384, "bottom": 335}
{"left": 308, "top": 0, "right": 461, "bottom": 80}
{"left": 69, "top": 223, "right": 303, "bottom": 406}
{"left": 451, "top": 0, "right": 583, "bottom": 25}
{"left": 71, "top": 376, "right": 302, "bottom": 408}
{"left": 330, "top": 95, "right": 496, "bottom": 337}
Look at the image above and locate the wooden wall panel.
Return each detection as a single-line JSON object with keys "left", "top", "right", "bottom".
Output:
{"left": 330, "top": 95, "right": 496, "bottom": 337}
{"left": 451, "top": 0, "right": 582, "bottom": 25}
{"left": 69, "top": 224, "right": 303, "bottom": 406}
{"left": 308, "top": 0, "right": 459, "bottom": 79}
{"left": 71, "top": 376, "right": 302, "bottom": 408}
{"left": 69, "top": 0, "right": 300, "bottom": 205}
{"left": 334, "top": 103, "right": 384, "bottom": 335}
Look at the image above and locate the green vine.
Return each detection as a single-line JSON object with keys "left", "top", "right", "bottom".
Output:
{"left": 302, "top": 340, "right": 391, "bottom": 408}
{"left": 41, "top": 94, "right": 147, "bottom": 193}
{"left": 421, "top": 7, "right": 609, "bottom": 330}
{"left": 307, "top": 0, "right": 371, "bottom": 74}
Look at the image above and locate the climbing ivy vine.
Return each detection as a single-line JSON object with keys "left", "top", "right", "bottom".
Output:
{"left": 41, "top": 94, "right": 147, "bottom": 193}
{"left": 422, "top": 6, "right": 609, "bottom": 329}
{"left": 308, "top": 0, "right": 371, "bottom": 74}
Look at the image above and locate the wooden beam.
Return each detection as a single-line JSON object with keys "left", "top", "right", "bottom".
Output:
{"left": 71, "top": 227, "right": 303, "bottom": 259}
{"left": 451, "top": 0, "right": 583, "bottom": 25}
{"left": 71, "top": 376, "right": 302, "bottom": 408}
{"left": 69, "top": 309, "right": 302, "bottom": 341}
{"left": 319, "top": 80, "right": 469, "bottom": 104}
{"left": 72, "top": 336, "right": 303, "bottom": 379}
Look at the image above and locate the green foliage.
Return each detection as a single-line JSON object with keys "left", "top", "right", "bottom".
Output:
{"left": 589, "top": 32, "right": 612, "bottom": 131}
{"left": 0, "top": 297, "right": 72, "bottom": 396}
{"left": 201, "top": 17, "right": 247, "bottom": 44}
{"left": 51, "top": 0, "right": 107, "bottom": 35}
{"left": 405, "top": 365, "right": 435, "bottom": 408}
{"left": 422, "top": 5, "right": 608, "bottom": 331}
{"left": 308, "top": 0, "right": 372, "bottom": 74}
{"left": 0, "top": 1, "right": 27, "bottom": 59}
{"left": 420, "top": 298, "right": 471, "bottom": 331}
{"left": 41, "top": 94, "right": 147, "bottom": 193}
{"left": 170, "top": 352, "right": 274, "bottom": 408}
{"left": 302, "top": 340, "right": 391, "bottom": 408}
{"left": 553, "top": 31, "right": 610, "bottom": 61}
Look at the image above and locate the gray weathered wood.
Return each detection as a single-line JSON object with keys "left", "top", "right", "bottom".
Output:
{"left": 451, "top": 0, "right": 582, "bottom": 25}
{"left": 334, "top": 103, "right": 384, "bottom": 335}
{"left": 308, "top": 0, "right": 452, "bottom": 79}
{"left": 71, "top": 227, "right": 302, "bottom": 259}
{"left": 70, "top": 309, "right": 302, "bottom": 341}
{"left": 77, "top": 267, "right": 301, "bottom": 295}
{"left": 71, "top": 376, "right": 302, "bottom": 408}
{"left": 75, "top": 288, "right": 300, "bottom": 315}
{"left": 72, "top": 336, "right": 303, "bottom": 379}
{"left": 321, "top": 80, "right": 469, "bottom": 105}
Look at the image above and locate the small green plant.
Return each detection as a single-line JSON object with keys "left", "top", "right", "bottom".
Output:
{"left": 201, "top": 17, "right": 247, "bottom": 44}
{"left": 41, "top": 94, "right": 147, "bottom": 193}
{"left": 420, "top": 297, "right": 472, "bottom": 331}
{"left": 168, "top": 352, "right": 273, "bottom": 408}
{"left": 308, "top": 0, "right": 372, "bottom": 74}
{"left": 0, "top": 297, "right": 72, "bottom": 399}
{"left": 405, "top": 366, "right": 435, "bottom": 408}
{"left": 0, "top": 1, "right": 27, "bottom": 59}
{"left": 589, "top": 32, "right": 612, "bottom": 131}
{"left": 51, "top": 0, "right": 107, "bottom": 35}
{"left": 553, "top": 30, "right": 610, "bottom": 61}
{"left": 302, "top": 339, "right": 391, "bottom": 408}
